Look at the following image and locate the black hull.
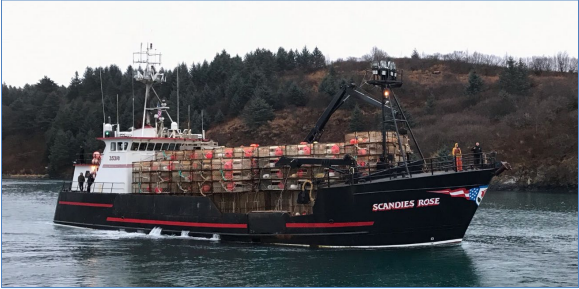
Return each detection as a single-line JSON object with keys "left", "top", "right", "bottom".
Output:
{"left": 54, "top": 169, "right": 496, "bottom": 248}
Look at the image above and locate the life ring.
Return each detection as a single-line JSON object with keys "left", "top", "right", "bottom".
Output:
{"left": 302, "top": 180, "right": 314, "bottom": 202}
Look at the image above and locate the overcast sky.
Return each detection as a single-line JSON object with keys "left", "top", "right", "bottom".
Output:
{"left": 2, "top": 1, "right": 578, "bottom": 87}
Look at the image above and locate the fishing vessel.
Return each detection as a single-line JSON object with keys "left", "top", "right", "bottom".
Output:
{"left": 53, "top": 45, "right": 511, "bottom": 248}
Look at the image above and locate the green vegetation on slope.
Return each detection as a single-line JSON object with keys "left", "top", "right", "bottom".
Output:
{"left": 2, "top": 47, "right": 577, "bottom": 189}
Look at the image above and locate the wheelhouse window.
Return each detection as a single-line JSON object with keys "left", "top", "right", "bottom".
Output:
{"left": 161, "top": 143, "right": 169, "bottom": 151}
{"left": 168, "top": 143, "right": 176, "bottom": 151}
{"left": 110, "top": 142, "right": 116, "bottom": 151}
{"left": 146, "top": 143, "right": 155, "bottom": 151}
{"left": 139, "top": 143, "right": 147, "bottom": 151}
{"left": 154, "top": 143, "right": 162, "bottom": 151}
{"left": 131, "top": 142, "right": 140, "bottom": 151}
{"left": 124, "top": 142, "right": 129, "bottom": 150}
{"left": 175, "top": 143, "right": 182, "bottom": 151}
{"left": 117, "top": 142, "right": 124, "bottom": 151}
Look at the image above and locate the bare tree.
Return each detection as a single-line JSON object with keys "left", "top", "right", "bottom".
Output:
{"left": 569, "top": 57, "right": 578, "bottom": 73}
{"left": 556, "top": 51, "right": 570, "bottom": 73}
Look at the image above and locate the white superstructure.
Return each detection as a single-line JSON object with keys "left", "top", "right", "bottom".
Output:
{"left": 71, "top": 44, "right": 218, "bottom": 194}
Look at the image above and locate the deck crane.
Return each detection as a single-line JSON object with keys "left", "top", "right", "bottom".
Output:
{"left": 303, "top": 84, "right": 392, "bottom": 144}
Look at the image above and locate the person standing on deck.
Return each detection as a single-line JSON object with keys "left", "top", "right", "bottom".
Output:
{"left": 77, "top": 173, "right": 85, "bottom": 191}
{"left": 452, "top": 143, "right": 463, "bottom": 171}
{"left": 471, "top": 142, "right": 483, "bottom": 169}
{"left": 87, "top": 173, "right": 95, "bottom": 193}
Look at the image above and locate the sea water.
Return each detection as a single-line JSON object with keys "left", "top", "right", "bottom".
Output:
{"left": 1, "top": 179, "right": 577, "bottom": 287}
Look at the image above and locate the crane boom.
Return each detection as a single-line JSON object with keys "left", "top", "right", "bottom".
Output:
{"left": 303, "top": 84, "right": 391, "bottom": 143}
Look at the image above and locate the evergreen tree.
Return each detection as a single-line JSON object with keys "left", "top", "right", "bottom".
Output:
{"left": 319, "top": 66, "right": 339, "bottom": 97}
{"left": 311, "top": 47, "right": 326, "bottom": 69}
{"left": 499, "top": 57, "right": 530, "bottom": 95}
{"left": 287, "top": 82, "right": 307, "bottom": 106}
{"left": 36, "top": 91, "right": 61, "bottom": 130}
{"left": 424, "top": 93, "right": 435, "bottom": 114}
{"left": 276, "top": 47, "right": 288, "bottom": 71}
{"left": 214, "top": 109, "right": 225, "bottom": 124}
{"left": 297, "top": 46, "right": 312, "bottom": 70}
{"left": 411, "top": 48, "right": 420, "bottom": 59}
{"left": 286, "top": 49, "right": 297, "bottom": 70}
{"left": 465, "top": 71, "right": 484, "bottom": 96}
{"left": 48, "top": 129, "right": 74, "bottom": 177}
{"left": 242, "top": 97, "right": 275, "bottom": 129}
{"left": 349, "top": 104, "right": 364, "bottom": 132}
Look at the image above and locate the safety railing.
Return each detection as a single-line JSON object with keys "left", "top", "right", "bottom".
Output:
{"left": 321, "top": 152, "right": 498, "bottom": 186}
{"left": 61, "top": 181, "right": 125, "bottom": 194}
{"left": 74, "top": 153, "right": 104, "bottom": 165}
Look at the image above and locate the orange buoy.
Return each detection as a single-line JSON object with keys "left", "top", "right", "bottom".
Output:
{"left": 276, "top": 170, "right": 283, "bottom": 179}
{"left": 331, "top": 144, "right": 340, "bottom": 154}
{"left": 224, "top": 149, "right": 233, "bottom": 158}
{"left": 205, "top": 151, "right": 213, "bottom": 159}
{"left": 277, "top": 182, "right": 285, "bottom": 190}
{"left": 226, "top": 182, "right": 236, "bottom": 191}
{"left": 223, "top": 161, "right": 233, "bottom": 170}
{"left": 244, "top": 148, "right": 254, "bottom": 157}
{"left": 358, "top": 160, "right": 366, "bottom": 167}
{"left": 358, "top": 148, "right": 367, "bottom": 155}
{"left": 202, "top": 183, "right": 211, "bottom": 192}
{"left": 297, "top": 169, "right": 306, "bottom": 178}
{"left": 224, "top": 171, "right": 233, "bottom": 180}
{"left": 155, "top": 187, "right": 162, "bottom": 194}
{"left": 274, "top": 147, "right": 283, "bottom": 156}
{"left": 349, "top": 138, "right": 358, "bottom": 145}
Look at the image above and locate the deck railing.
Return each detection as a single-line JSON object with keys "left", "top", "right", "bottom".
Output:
{"left": 61, "top": 181, "right": 125, "bottom": 194}
{"left": 326, "top": 152, "right": 498, "bottom": 186}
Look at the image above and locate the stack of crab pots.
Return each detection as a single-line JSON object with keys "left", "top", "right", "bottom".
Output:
{"left": 130, "top": 131, "right": 411, "bottom": 214}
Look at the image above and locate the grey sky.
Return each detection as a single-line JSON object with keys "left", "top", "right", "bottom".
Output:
{"left": 2, "top": 1, "right": 578, "bottom": 87}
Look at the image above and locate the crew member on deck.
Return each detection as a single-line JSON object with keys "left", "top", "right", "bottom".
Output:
{"left": 471, "top": 142, "right": 482, "bottom": 169}
{"left": 78, "top": 173, "right": 85, "bottom": 191}
{"left": 452, "top": 143, "right": 463, "bottom": 172}
{"left": 87, "top": 173, "right": 95, "bottom": 193}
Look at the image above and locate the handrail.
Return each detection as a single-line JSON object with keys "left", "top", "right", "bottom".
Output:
{"left": 61, "top": 181, "right": 125, "bottom": 194}
{"left": 321, "top": 152, "right": 496, "bottom": 185}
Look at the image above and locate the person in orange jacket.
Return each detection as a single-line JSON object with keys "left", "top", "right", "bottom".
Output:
{"left": 452, "top": 143, "right": 463, "bottom": 171}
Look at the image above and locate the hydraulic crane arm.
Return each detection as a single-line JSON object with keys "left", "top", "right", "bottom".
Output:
{"left": 303, "top": 84, "right": 391, "bottom": 143}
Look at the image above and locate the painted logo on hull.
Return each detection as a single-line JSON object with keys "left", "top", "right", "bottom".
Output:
{"left": 372, "top": 198, "right": 440, "bottom": 212}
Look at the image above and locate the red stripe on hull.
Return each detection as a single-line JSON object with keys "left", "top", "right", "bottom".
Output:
{"left": 106, "top": 217, "right": 247, "bottom": 229}
{"left": 286, "top": 221, "right": 374, "bottom": 228}
{"left": 58, "top": 201, "right": 113, "bottom": 208}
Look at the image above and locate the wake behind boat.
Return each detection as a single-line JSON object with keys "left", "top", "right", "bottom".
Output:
{"left": 53, "top": 44, "right": 511, "bottom": 248}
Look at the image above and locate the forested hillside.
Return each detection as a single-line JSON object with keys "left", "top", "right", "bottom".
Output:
{"left": 2, "top": 47, "right": 577, "bottom": 189}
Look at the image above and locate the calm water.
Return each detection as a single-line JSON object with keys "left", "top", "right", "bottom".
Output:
{"left": 1, "top": 179, "right": 577, "bottom": 287}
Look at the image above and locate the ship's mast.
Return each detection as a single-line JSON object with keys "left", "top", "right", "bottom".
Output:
{"left": 133, "top": 43, "right": 165, "bottom": 137}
